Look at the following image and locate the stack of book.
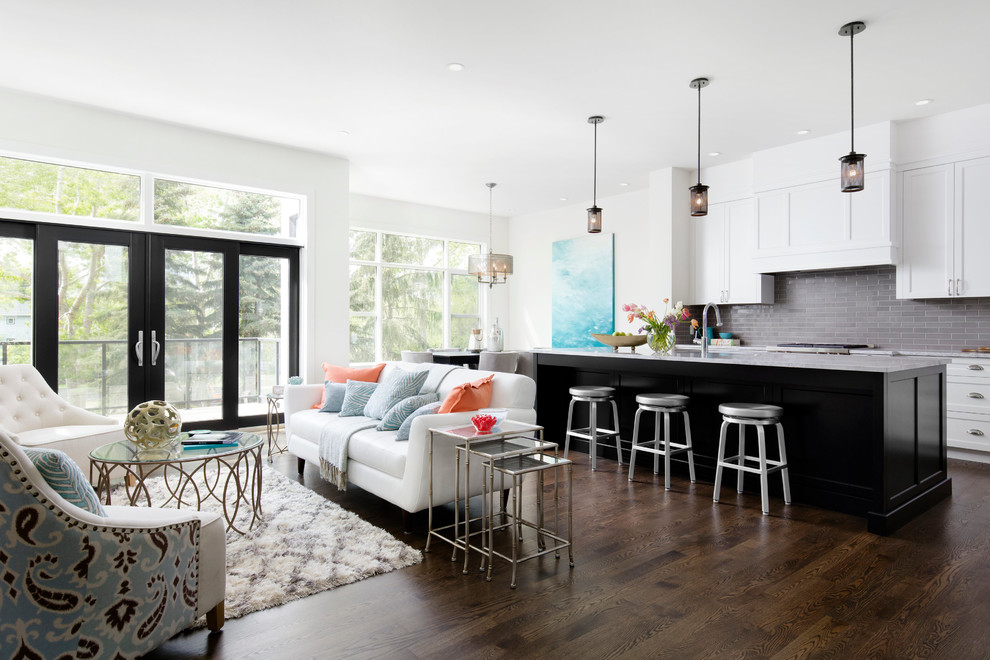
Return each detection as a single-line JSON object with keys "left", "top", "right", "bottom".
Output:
{"left": 181, "top": 431, "right": 243, "bottom": 450}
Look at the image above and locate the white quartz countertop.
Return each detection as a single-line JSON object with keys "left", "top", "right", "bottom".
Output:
{"left": 530, "top": 346, "right": 948, "bottom": 373}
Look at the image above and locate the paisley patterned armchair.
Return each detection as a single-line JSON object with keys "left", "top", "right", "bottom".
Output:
{"left": 0, "top": 429, "right": 225, "bottom": 659}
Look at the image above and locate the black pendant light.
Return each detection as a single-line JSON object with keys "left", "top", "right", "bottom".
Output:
{"left": 587, "top": 115, "right": 604, "bottom": 233}
{"left": 839, "top": 21, "right": 866, "bottom": 192}
{"left": 689, "top": 78, "right": 710, "bottom": 216}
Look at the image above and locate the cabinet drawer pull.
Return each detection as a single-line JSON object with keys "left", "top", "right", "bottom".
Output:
{"left": 967, "top": 429, "right": 985, "bottom": 437}
{"left": 968, "top": 364, "right": 985, "bottom": 371}
{"left": 967, "top": 392, "right": 985, "bottom": 399}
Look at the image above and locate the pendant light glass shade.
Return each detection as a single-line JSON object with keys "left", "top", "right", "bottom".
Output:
{"left": 587, "top": 116, "right": 604, "bottom": 233}
{"left": 689, "top": 78, "right": 710, "bottom": 217}
{"left": 468, "top": 182, "right": 513, "bottom": 287}
{"left": 839, "top": 21, "right": 866, "bottom": 193}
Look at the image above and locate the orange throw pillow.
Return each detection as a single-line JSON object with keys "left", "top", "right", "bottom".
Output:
{"left": 437, "top": 374, "right": 494, "bottom": 414}
{"left": 313, "top": 362, "right": 386, "bottom": 409}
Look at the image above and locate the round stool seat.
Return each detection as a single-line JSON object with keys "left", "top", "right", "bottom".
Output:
{"left": 569, "top": 385, "right": 615, "bottom": 398}
{"left": 718, "top": 402, "right": 783, "bottom": 420}
{"left": 636, "top": 393, "right": 689, "bottom": 408}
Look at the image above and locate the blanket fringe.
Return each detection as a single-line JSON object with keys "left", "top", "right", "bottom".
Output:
{"left": 320, "top": 458, "right": 348, "bottom": 491}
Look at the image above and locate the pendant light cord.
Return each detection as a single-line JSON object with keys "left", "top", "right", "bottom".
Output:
{"left": 488, "top": 183, "right": 494, "bottom": 255}
{"left": 697, "top": 83, "right": 702, "bottom": 185}
{"left": 592, "top": 121, "right": 598, "bottom": 206}
{"left": 850, "top": 29, "right": 855, "bottom": 153}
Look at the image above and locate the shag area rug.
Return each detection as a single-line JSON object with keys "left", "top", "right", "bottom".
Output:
{"left": 112, "top": 463, "right": 422, "bottom": 626}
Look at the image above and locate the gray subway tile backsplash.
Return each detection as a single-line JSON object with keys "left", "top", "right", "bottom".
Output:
{"left": 678, "top": 265, "right": 990, "bottom": 351}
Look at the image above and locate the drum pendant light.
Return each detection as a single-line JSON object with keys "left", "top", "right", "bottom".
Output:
{"left": 689, "top": 78, "right": 710, "bottom": 216}
{"left": 839, "top": 21, "right": 867, "bottom": 192}
{"left": 587, "top": 115, "right": 604, "bottom": 233}
{"left": 467, "top": 182, "right": 513, "bottom": 287}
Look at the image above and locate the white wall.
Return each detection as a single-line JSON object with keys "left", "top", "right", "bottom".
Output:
{"left": 0, "top": 88, "right": 350, "bottom": 384}
{"left": 350, "top": 193, "right": 511, "bottom": 345}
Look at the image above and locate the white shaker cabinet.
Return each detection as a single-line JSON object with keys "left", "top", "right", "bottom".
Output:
{"left": 897, "top": 156, "right": 990, "bottom": 299}
{"left": 947, "top": 356, "right": 990, "bottom": 461}
{"left": 688, "top": 199, "right": 773, "bottom": 305}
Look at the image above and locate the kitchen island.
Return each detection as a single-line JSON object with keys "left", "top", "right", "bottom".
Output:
{"left": 532, "top": 347, "right": 951, "bottom": 534}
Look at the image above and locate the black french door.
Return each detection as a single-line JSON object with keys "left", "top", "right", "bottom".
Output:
{"left": 0, "top": 220, "right": 298, "bottom": 429}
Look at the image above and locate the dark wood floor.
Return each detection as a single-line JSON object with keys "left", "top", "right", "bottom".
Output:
{"left": 146, "top": 452, "right": 990, "bottom": 659}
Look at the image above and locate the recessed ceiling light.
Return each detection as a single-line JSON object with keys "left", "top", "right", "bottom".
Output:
{"left": 796, "top": 129, "right": 810, "bottom": 135}
{"left": 559, "top": 197, "right": 568, "bottom": 201}
{"left": 447, "top": 62, "right": 465, "bottom": 72}
{"left": 915, "top": 98, "right": 932, "bottom": 106}
{"left": 618, "top": 182, "right": 629, "bottom": 187}
{"left": 336, "top": 130, "right": 350, "bottom": 137}
{"left": 708, "top": 152, "right": 721, "bottom": 157}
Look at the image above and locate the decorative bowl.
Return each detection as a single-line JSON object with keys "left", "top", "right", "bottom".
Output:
{"left": 471, "top": 413, "right": 498, "bottom": 434}
{"left": 590, "top": 333, "right": 649, "bottom": 353}
{"left": 477, "top": 408, "right": 508, "bottom": 426}
{"left": 719, "top": 332, "right": 733, "bottom": 339}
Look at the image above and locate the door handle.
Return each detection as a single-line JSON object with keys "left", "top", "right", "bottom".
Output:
{"left": 135, "top": 330, "right": 144, "bottom": 367}
{"left": 957, "top": 278, "right": 962, "bottom": 296}
{"left": 151, "top": 330, "right": 161, "bottom": 366}
{"left": 948, "top": 278, "right": 953, "bottom": 296}
{"left": 968, "top": 364, "right": 985, "bottom": 371}
{"left": 967, "top": 392, "right": 985, "bottom": 399}
{"left": 967, "top": 429, "right": 985, "bottom": 436}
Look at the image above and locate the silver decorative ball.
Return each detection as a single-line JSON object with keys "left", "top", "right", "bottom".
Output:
{"left": 124, "top": 400, "right": 182, "bottom": 450}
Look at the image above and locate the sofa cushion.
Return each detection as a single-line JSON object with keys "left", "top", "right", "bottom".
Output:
{"left": 437, "top": 373, "right": 494, "bottom": 413}
{"left": 376, "top": 392, "right": 440, "bottom": 431}
{"left": 339, "top": 380, "right": 378, "bottom": 417}
{"left": 364, "top": 369, "right": 429, "bottom": 420}
{"left": 319, "top": 382, "right": 347, "bottom": 413}
{"left": 396, "top": 402, "right": 442, "bottom": 442}
{"left": 346, "top": 428, "right": 406, "bottom": 479}
{"left": 314, "top": 362, "right": 386, "bottom": 408}
{"left": 22, "top": 448, "right": 107, "bottom": 516}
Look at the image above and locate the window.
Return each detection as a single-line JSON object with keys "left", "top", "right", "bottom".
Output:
{"left": 0, "top": 156, "right": 140, "bottom": 222}
{"left": 349, "top": 230, "right": 481, "bottom": 361}
{"left": 0, "top": 235, "right": 32, "bottom": 363}
{"left": 155, "top": 179, "right": 301, "bottom": 238}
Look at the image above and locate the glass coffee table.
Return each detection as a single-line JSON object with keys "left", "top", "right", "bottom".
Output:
{"left": 90, "top": 432, "right": 263, "bottom": 535}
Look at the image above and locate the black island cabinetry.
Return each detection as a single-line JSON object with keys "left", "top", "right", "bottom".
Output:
{"left": 532, "top": 349, "right": 951, "bottom": 535}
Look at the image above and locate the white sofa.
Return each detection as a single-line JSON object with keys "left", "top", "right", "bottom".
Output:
{"left": 0, "top": 364, "right": 123, "bottom": 475}
{"left": 285, "top": 362, "right": 537, "bottom": 520}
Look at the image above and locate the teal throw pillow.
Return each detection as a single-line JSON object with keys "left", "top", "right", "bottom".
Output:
{"left": 395, "top": 402, "right": 442, "bottom": 442}
{"left": 339, "top": 380, "right": 378, "bottom": 417}
{"left": 363, "top": 369, "right": 429, "bottom": 420}
{"left": 22, "top": 448, "right": 107, "bottom": 516}
{"left": 319, "top": 381, "right": 348, "bottom": 413}
{"left": 377, "top": 392, "right": 440, "bottom": 431}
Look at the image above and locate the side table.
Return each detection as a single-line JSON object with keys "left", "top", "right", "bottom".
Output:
{"left": 266, "top": 393, "right": 287, "bottom": 461}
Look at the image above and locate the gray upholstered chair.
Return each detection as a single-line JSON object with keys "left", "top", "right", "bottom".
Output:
{"left": 479, "top": 351, "right": 519, "bottom": 373}
{"left": 0, "top": 429, "right": 226, "bottom": 657}
{"left": 400, "top": 350, "right": 434, "bottom": 363}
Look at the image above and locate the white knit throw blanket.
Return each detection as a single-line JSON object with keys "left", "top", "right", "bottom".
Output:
{"left": 319, "top": 415, "right": 378, "bottom": 490}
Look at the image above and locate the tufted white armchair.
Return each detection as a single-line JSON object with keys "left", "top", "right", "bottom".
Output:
{"left": 0, "top": 364, "right": 123, "bottom": 474}
{"left": 0, "top": 429, "right": 226, "bottom": 658}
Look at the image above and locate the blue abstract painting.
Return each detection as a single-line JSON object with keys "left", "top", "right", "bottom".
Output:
{"left": 552, "top": 234, "right": 614, "bottom": 347}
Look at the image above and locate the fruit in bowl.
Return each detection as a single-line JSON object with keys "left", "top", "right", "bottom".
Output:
{"left": 477, "top": 408, "right": 508, "bottom": 426}
{"left": 471, "top": 413, "right": 498, "bottom": 434}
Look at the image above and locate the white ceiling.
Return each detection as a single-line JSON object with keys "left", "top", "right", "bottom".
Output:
{"left": 2, "top": 1, "right": 989, "bottom": 217}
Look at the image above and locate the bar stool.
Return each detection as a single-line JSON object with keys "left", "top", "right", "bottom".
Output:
{"left": 627, "top": 393, "right": 695, "bottom": 490}
{"left": 564, "top": 385, "right": 622, "bottom": 470}
{"left": 713, "top": 403, "right": 791, "bottom": 515}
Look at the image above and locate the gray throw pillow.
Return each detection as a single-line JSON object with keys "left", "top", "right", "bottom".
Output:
{"left": 376, "top": 392, "right": 440, "bottom": 431}
{"left": 319, "top": 381, "right": 348, "bottom": 413}
{"left": 339, "top": 380, "right": 378, "bottom": 417}
{"left": 363, "top": 369, "right": 429, "bottom": 419}
{"left": 395, "top": 402, "right": 442, "bottom": 441}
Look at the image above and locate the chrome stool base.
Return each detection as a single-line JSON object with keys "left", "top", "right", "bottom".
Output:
{"left": 713, "top": 403, "right": 791, "bottom": 515}
{"left": 564, "top": 385, "right": 622, "bottom": 470}
{"left": 628, "top": 393, "right": 695, "bottom": 490}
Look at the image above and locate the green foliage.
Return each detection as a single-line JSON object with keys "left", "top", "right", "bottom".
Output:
{"left": 0, "top": 157, "right": 139, "bottom": 221}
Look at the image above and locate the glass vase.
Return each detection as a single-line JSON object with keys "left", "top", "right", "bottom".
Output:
{"left": 647, "top": 328, "right": 675, "bottom": 355}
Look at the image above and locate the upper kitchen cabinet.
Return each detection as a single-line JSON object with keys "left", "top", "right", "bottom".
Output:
{"left": 750, "top": 122, "right": 897, "bottom": 273}
{"left": 688, "top": 199, "right": 773, "bottom": 305}
{"left": 898, "top": 156, "right": 990, "bottom": 299}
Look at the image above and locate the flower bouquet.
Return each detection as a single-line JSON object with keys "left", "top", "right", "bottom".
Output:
{"left": 622, "top": 299, "right": 691, "bottom": 355}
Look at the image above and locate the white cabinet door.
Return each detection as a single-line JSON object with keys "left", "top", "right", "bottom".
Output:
{"left": 897, "top": 165, "right": 953, "bottom": 299}
{"left": 955, "top": 157, "right": 990, "bottom": 297}
{"left": 725, "top": 200, "right": 773, "bottom": 304}
{"left": 690, "top": 204, "right": 726, "bottom": 305}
